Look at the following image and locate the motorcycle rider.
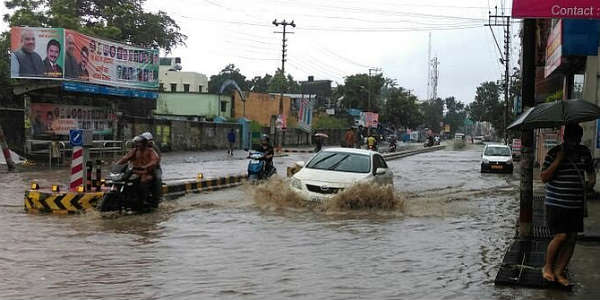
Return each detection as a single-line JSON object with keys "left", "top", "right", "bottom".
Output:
{"left": 259, "top": 134, "right": 275, "bottom": 176}
{"left": 141, "top": 132, "right": 162, "bottom": 208}
{"left": 367, "top": 131, "right": 377, "bottom": 151}
{"left": 116, "top": 135, "right": 160, "bottom": 208}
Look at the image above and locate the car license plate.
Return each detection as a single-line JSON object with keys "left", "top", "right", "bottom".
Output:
{"left": 491, "top": 165, "right": 503, "bottom": 169}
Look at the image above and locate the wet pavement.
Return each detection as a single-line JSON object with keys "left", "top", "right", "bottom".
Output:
{"left": 1, "top": 144, "right": 599, "bottom": 299}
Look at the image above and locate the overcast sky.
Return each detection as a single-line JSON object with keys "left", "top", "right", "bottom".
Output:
{"left": 2, "top": 0, "right": 520, "bottom": 104}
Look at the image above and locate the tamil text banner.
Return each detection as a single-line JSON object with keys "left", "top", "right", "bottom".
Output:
{"left": 64, "top": 29, "right": 159, "bottom": 89}
{"left": 513, "top": 0, "right": 600, "bottom": 19}
{"left": 10, "top": 27, "right": 64, "bottom": 79}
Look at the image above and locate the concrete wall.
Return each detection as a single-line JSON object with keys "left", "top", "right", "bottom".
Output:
{"left": 123, "top": 117, "right": 241, "bottom": 151}
{"left": 155, "top": 93, "right": 232, "bottom": 119}
{"left": 233, "top": 92, "right": 291, "bottom": 126}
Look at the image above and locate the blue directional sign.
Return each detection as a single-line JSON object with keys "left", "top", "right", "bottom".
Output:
{"left": 70, "top": 129, "right": 83, "bottom": 147}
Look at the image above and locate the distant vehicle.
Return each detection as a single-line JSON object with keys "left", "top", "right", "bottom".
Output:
{"left": 454, "top": 133, "right": 465, "bottom": 140}
{"left": 289, "top": 148, "right": 393, "bottom": 203}
{"left": 511, "top": 138, "right": 522, "bottom": 160}
{"left": 481, "top": 144, "right": 513, "bottom": 173}
{"left": 473, "top": 136, "right": 484, "bottom": 144}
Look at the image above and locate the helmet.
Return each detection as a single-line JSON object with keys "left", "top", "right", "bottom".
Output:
{"left": 260, "top": 134, "right": 270, "bottom": 142}
{"left": 141, "top": 132, "right": 153, "bottom": 140}
{"left": 133, "top": 135, "right": 146, "bottom": 143}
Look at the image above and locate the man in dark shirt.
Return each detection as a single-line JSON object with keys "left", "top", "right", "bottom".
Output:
{"left": 43, "top": 39, "right": 63, "bottom": 77}
{"left": 541, "top": 123, "right": 596, "bottom": 286}
{"left": 259, "top": 135, "right": 274, "bottom": 175}
{"left": 64, "top": 34, "right": 80, "bottom": 79}
{"left": 11, "top": 29, "right": 44, "bottom": 77}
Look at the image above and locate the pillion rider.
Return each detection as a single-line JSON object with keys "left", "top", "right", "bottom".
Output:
{"left": 116, "top": 135, "right": 160, "bottom": 207}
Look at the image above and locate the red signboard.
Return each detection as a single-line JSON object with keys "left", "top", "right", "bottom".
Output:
{"left": 513, "top": 0, "right": 600, "bottom": 19}
{"left": 545, "top": 20, "right": 562, "bottom": 78}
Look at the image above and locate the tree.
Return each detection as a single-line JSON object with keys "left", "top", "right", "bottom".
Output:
{"left": 443, "top": 96, "right": 467, "bottom": 135}
{"left": 380, "top": 87, "right": 422, "bottom": 129}
{"left": 341, "top": 73, "right": 385, "bottom": 111}
{"left": 267, "top": 68, "right": 287, "bottom": 93}
{"left": 421, "top": 98, "right": 444, "bottom": 133}
{"left": 248, "top": 74, "right": 272, "bottom": 93}
{"left": 4, "top": 0, "right": 187, "bottom": 52}
{"left": 466, "top": 81, "right": 505, "bottom": 138}
{"left": 208, "top": 64, "right": 249, "bottom": 94}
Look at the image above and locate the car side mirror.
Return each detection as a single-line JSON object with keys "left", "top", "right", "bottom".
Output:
{"left": 375, "top": 168, "right": 386, "bottom": 175}
{"left": 295, "top": 161, "right": 305, "bottom": 168}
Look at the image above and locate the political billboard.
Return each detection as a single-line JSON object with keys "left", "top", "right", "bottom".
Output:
{"left": 11, "top": 27, "right": 159, "bottom": 90}
{"left": 30, "top": 102, "right": 116, "bottom": 137}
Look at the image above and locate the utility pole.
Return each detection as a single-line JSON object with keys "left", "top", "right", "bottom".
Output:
{"left": 368, "top": 67, "right": 381, "bottom": 112}
{"left": 486, "top": 6, "right": 511, "bottom": 144}
{"left": 273, "top": 19, "right": 295, "bottom": 148}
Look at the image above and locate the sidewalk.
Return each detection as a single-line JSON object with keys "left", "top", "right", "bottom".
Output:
{"left": 495, "top": 166, "right": 600, "bottom": 294}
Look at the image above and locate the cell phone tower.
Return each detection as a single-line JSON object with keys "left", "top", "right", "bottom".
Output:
{"left": 427, "top": 33, "right": 440, "bottom": 100}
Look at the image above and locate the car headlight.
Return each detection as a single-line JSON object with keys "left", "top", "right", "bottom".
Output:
{"left": 482, "top": 158, "right": 489, "bottom": 164}
{"left": 290, "top": 177, "right": 303, "bottom": 190}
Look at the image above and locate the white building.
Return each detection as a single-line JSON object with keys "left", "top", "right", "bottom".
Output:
{"left": 159, "top": 57, "right": 208, "bottom": 93}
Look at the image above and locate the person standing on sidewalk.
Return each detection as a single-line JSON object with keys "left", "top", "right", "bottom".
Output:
{"left": 227, "top": 129, "right": 236, "bottom": 156}
{"left": 344, "top": 128, "right": 355, "bottom": 148}
{"left": 540, "top": 123, "right": 596, "bottom": 286}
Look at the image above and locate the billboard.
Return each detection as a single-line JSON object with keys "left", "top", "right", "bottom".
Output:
{"left": 512, "top": 0, "right": 600, "bottom": 19}
{"left": 545, "top": 20, "right": 562, "bottom": 78}
{"left": 11, "top": 27, "right": 159, "bottom": 90}
{"left": 30, "top": 103, "right": 116, "bottom": 137}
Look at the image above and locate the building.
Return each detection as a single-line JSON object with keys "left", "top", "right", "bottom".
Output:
{"left": 299, "top": 76, "right": 332, "bottom": 109}
{"left": 159, "top": 57, "right": 208, "bottom": 93}
{"left": 232, "top": 92, "right": 291, "bottom": 127}
{"left": 154, "top": 93, "right": 232, "bottom": 121}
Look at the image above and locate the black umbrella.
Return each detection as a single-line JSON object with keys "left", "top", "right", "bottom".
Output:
{"left": 507, "top": 99, "right": 600, "bottom": 130}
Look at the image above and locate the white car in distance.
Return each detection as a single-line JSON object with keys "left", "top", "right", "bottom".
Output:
{"left": 289, "top": 148, "right": 394, "bottom": 203}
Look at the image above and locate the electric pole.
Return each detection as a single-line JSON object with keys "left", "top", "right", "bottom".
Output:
{"left": 486, "top": 6, "right": 511, "bottom": 144}
{"left": 368, "top": 67, "right": 381, "bottom": 112}
{"left": 273, "top": 19, "right": 295, "bottom": 148}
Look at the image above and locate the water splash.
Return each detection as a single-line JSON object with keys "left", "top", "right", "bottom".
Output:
{"left": 252, "top": 178, "right": 404, "bottom": 213}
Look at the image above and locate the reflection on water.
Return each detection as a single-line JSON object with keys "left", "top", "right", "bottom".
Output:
{"left": 0, "top": 149, "right": 589, "bottom": 299}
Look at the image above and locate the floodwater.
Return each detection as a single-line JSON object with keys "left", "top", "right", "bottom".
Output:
{"left": 0, "top": 145, "right": 594, "bottom": 299}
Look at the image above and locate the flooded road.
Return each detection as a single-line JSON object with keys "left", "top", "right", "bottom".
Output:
{"left": 0, "top": 145, "right": 585, "bottom": 299}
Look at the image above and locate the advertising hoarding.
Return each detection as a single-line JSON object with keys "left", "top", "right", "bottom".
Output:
{"left": 30, "top": 103, "right": 116, "bottom": 137}
{"left": 11, "top": 27, "right": 159, "bottom": 90}
{"left": 512, "top": 0, "right": 600, "bottom": 19}
{"left": 545, "top": 20, "right": 563, "bottom": 78}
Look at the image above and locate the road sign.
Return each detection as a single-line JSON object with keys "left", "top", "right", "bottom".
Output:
{"left": 69, "top": 129, "right": 83, "bottom": 147}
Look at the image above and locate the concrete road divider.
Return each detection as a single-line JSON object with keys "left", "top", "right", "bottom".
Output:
{"left": 280, "top": 149, "right": 314, "bottom": 153}
{"left": 24, "top": 174, "right": 249, "bottom": 214}
{"left": 24, "top": 191, "right": 103, "bottom": 214}
{"left": 382, "top": 145, "right": 445, "bottom": 161}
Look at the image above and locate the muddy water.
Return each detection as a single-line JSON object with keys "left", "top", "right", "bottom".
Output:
{"left": 0, "top": 146, "right": 583, "bottom": 299}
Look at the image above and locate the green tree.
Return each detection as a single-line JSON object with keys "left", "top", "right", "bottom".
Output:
{"left": 208, "top": 64, "right": 249, "bottom": 94}
{"left": 248, "top": 74, "right": 272, "bottom": 93}
{"left": 380, "top": 87, "right": 422, "bottom": 129}
{"left": 467, "top": 81, "right": 505, "bottom": 137}
{"left": 4, "top": 0, "right": 186, "bottom": 52}
{"left": 421, "top": 98, "right": 444, "bottom": 133}
{"left": 267, "top": 68, "right": 287, "bottom": 93}
{"left": 443, "top": 96, "right": 467, "bottom": 135}
{"left": 341, "top": 73, "right": 385, "bottom": 111}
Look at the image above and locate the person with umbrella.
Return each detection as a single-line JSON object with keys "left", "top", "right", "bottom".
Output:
{"left": 540, "top": 123, "right": 595, "bottom": 286}
{"left": 313, "top": 132, "right": 327, "bottom": 152}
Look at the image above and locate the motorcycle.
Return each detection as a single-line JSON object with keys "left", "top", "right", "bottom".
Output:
{"left": 247, "top": 151, "right": 277, "bottom": 182}
{"left": 423, "top": 137, "right": 434, "bottom": 148}
{"left": 389, "top": 142, "right": 397, "bottom": 152}
{"left": 98, "top": 164, "right": 156, "bottom": 213}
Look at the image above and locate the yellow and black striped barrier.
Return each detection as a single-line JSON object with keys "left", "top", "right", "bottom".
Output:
{"left": 24, "top": 173, "right": 249, "bottom": 214}
{"left": 24, "top": 191, "right": 103, "bottom": 214}
{"left": 161, "top": 174, "right": 248, "bottom": 199}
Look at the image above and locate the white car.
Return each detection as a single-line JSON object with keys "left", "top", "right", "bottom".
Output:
{"left": 289, "top": 148, "right": 394, "bottom": 203}
{"left": 481, "top": 144, "right": 513, "bottom": 173}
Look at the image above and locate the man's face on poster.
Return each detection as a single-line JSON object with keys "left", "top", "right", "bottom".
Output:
{"left": 21, "top": 30, "right": 35, "bottom": 53}
{"left": 66, "top": 35, "right": 75, "bottom": 55}
{"left": 47, "top": 44, "right": 59, "bottom": 63}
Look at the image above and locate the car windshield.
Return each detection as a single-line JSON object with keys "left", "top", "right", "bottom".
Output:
{"left": 485, "top": 146, "right": 511, "bottom": 156}
{"left": 306, "top": 151, "right": 371, "bottom": 173}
